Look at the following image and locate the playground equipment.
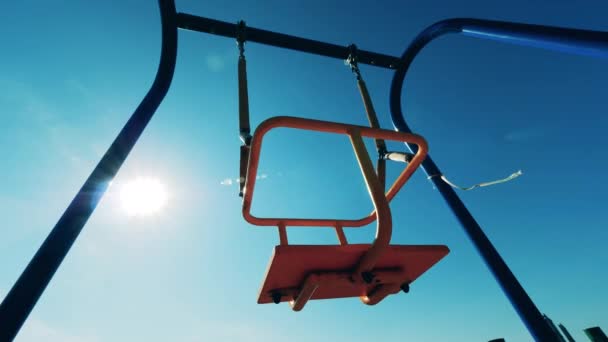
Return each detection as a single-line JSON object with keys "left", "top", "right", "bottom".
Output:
{"left": 1, "top": 0, "right": 608, "bottom": 340}
{"left": 243, "top": 114, "right": 448, "bottom": 309}
{"left": 237, "top": 32, "right": 448, "bottom": 309}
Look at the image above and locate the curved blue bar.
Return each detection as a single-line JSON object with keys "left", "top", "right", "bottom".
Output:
{"left": 462, "top": 26, "right": 608, "bottom": 58}
{"left": 389, "top": 18, "right": 608, "bottom": 341}
{"left": 0, "top": 1, "right": 179, "bottom": 340}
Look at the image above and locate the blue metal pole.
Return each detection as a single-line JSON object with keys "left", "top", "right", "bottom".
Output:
{"left": 0, "top": 1, "right": 178, "bottom": 340}
{"left": 460, "top": 20, "right": 608, "bottom": 58}
{"left": 389, "top": 18, "right": 608, "bottom": 341}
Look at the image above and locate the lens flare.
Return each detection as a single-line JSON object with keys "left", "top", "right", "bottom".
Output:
{"left": 120, "top": 177, "right": 168, "bottom": 216}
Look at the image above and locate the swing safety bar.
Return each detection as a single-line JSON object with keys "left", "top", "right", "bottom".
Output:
{"left": 2, "top": 0, "right": 608, "bottom": 340}
{"left": 242, "top": 116, "right": 428, "bottom": 228}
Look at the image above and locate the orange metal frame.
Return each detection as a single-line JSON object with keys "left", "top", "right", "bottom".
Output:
{"left": 242, "top": 116, "right": 428, "bottom": 287}
{"left": 243, "top": 115, "right": 427, "bottom": 225}
{"left": 242, "top": 116, "right": 427, "bottom": 229}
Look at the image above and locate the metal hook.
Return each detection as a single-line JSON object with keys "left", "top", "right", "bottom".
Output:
{"left": 236, "top": 20, "right": 247, "bottom": 58}
{"left": 346, "top": 44, "right": 362, "bottom": 80}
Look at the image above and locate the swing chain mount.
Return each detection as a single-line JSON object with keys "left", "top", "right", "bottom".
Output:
{"left": 236, "top": 20, "right": 247, "bottom": 58}
{"left": 346, "top": 44, "right": 362, "bottom": 80}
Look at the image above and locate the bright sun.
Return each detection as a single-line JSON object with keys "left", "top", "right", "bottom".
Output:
{"left": 120, "top": 177, "right": 168, "bottom": 216}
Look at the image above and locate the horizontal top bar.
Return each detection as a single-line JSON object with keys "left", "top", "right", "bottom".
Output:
{"left": 177, "top": 13, "right": 403, "bottom": 69}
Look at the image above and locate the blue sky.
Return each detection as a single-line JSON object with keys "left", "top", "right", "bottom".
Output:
{"left": 1, "top": 0, "right": 607, "bottom": 341}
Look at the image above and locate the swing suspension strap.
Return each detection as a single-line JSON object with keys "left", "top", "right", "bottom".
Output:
{"left": 237, "top": 21, "right": 251, "bottom": 197}
{"left": 346, "top": 46, "right": 522, "bottom": 192}
{"left": 347, "top": 45, "right": 387, "bottom": 188}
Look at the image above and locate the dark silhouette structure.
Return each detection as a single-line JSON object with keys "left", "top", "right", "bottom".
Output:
{"left": 1, "top": 0, "right": 608, "bottom": 341}
{"left": 559, "top": 323, "right": 576, "bottom": 342}
{"left": 584, "top": 327, "right": 608, "bottom": 342}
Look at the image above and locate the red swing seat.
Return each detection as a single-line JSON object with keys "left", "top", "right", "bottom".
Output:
{"left": 242, "top": 116, "right": 449, "bottom": 311}
{"left": 258, "top": 244, "right": 449, "bottom": 306}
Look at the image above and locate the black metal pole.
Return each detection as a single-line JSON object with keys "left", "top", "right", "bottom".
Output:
{"left": 0, "top": 0, "right": 178, "bottom": 340}
{"left": 584, "top": 326, "right": 608, "bottom": 342}
{"left": 176, "top": 13, "right": 402, "bottom": 69}
{"left": 389, "top": 18, "right": 608, "bottom": 341}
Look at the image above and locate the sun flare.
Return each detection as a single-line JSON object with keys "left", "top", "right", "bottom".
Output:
{"left": 120, "top": 177, "right": 168, "bottom": 216}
